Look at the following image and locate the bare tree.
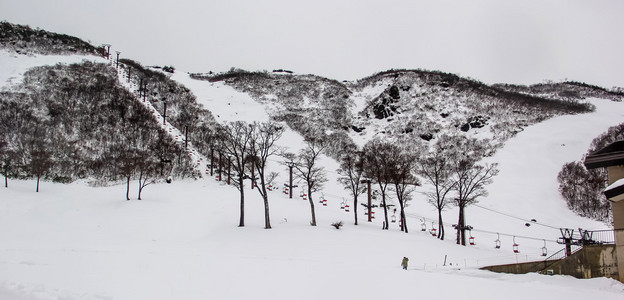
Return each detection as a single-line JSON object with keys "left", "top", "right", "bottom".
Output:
{"left": 416, "top": 136, "right": 456, "bottom": 240}
{"left": 136, "top": 150, "right": 160, "bottom": 200}
{"left": 117, "top": 148, "right": 138, "bottom": 200}
{"left": 448, "top": 136, "right": 498, "bottom": 245}
{"left": 337, "top": 146, "right": 366, "bottom": 225}
{"left": 363, "top": 139, "right": 394, "bottom": 230}
{"left": 0, "top": 140, "right": 15, "bottom": 188}
{"left": 220, "top": 121, "right": 254, "bottom": 227}
{"left": 25, "top": 125, "right": 53, "bottom": 193}
{"left": 249, "top": 121, "right": 284, "bottom": 229}
{"left": 387, "top": 149, "right": 419, "bottom": 233}
{"left": 293, "top": 138, "right": 328, "bottom": 226}
{"left": 29, "top": 148, "right": 52, "bottom": 193}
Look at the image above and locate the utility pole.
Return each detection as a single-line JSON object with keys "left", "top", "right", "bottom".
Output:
{"left": 115, "top": 51, "right": 121, "bottom": 69}
{"left": 288, "top": 163, "right": 294, "bottom": 199}
{"left": 140, "top": 80, "right": 147, "bottom": 101}
{"left": 163, "top": 102, "right": 167, "bottom": 125}
{"left": 361, "top": 180, "right": 372, "bottom": 222}
{"left": 102, "top": 44, "right": 111, "bottom": 60}
{"left": 560, "top": 228, "right": 574, "bottom": 256}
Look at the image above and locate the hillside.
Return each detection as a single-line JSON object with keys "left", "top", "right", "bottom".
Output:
{"left": 1, "top": 23, "right": 624, "bottom": 299}
{"left": 193, "top": 68, "right": 599, "bottom": 159}
{"left": 0, "top": 22, "right": 104, "bottom": 56}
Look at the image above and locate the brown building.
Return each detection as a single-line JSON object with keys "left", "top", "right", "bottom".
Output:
{"left": 584, "top": 140, "right": 624, "bottom": 283}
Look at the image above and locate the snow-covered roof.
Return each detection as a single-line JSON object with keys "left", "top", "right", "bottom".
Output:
{"left": 604, "top": 178, "right": 624, "bottom": 202}
{"left": 584, "top": 140, "right": 624, "bottom": 169}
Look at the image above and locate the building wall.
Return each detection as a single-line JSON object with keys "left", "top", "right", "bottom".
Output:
{"left": 606, "top": 166, "right": 624, "bottom": 282}
{"left": 607, "top": 166, "right": 624, "bottom": 185}
{"left": 482, "top": 245, "right": 619, "bottom": 281}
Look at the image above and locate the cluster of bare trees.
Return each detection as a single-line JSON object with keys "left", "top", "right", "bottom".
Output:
{"left": 557, "top": 123, "right": 624, "bottom": 223}
{"left": 337, "top": 134, "right": 498, "bottom": 245}
{"left": 216, "top": 122, "right": 336, "bottom": 229}
{"left": 211, "top": 121, "right": 284, "bottom": 229}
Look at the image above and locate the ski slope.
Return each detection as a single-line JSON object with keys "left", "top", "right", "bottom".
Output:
{"left": 0, "top": 52, "right": 623, "bottom": 299}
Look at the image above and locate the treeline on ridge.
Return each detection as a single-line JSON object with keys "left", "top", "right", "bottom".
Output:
{"left": 0, "top": 60, "right": 198, "bottom": 190}
{"left": 0, "top": 21, "right": 105, "bottom": 56}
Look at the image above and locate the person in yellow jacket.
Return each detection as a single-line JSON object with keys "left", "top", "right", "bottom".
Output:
{"left": 401, "top": 257, "right": 409, "bottom": 270}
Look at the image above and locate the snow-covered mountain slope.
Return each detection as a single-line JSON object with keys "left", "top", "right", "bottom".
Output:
{"left": 2, "top": 50, "right": 624, "bottom": 299}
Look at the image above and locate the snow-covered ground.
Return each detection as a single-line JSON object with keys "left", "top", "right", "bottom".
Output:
{"left": 1, "top": 52, "right": 623, "bottom": 299}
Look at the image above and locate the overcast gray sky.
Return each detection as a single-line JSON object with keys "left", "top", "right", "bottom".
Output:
{"left": 3, "top": 0, "right": 624, "bottom": 88}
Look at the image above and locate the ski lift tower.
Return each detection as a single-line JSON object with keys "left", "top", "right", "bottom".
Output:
{"left": 584, "top": 140, "right": 624, "bottom": 283}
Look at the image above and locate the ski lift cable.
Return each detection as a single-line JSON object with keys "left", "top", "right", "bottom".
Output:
{"left": 403, "top": 212, "right": 558, "bottom": 243}
{"left": 470, "top": 203, "right": 561, "bottom": 230}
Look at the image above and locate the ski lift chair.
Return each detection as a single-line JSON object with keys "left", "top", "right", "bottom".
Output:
{"left": 513, "top": 236, "right": 519, "bottom": 253}
{"left": 541, "top": 240, "right": 547, "bottom": 257}
{"left": 429, "top": 222, "right": 437, "bottom": 236}
{"left": 494, "top": 233, "right": 501, "bottom": 249}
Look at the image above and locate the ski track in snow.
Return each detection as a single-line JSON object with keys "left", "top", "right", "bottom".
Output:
{"left": 1, "top": 51, "right": 624, "bottom": 299}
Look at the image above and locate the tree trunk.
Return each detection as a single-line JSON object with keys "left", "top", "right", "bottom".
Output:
{"left": 239, "top": 174, "right": 245, "bottom": 227}
{"left": 308, "top": 186, "right": 316, "bottom": 226}
{"left": 259, "top": 176, "right": 271, "bottom": 229}
{"left": 353, "top": 195, "right": 358, "bottom": 225}
{"left": 36, "top": 175, "right": 40, "bottom": 193}
{"left": 263, "top": 194, "right": 271, "bottom": 229}
{"left": 382, "top": 193, "right": 389, "bottom": 230}
{"left": 399, "top": 200, "right": 408, "bottom": 233}
{"left": 5, "top": 174, "right": 8, "bottom": 188}
{"left": 137, "top": 172, "right": 143, "bottom": 200}
{"left": 126, "top": 176, "right": 131, "bottom": 200}
{"left": 437, "top": 209, "right": 445, "bottom": 240}
{"left": 456, "top": 204, "right": 466, "bottom": 245}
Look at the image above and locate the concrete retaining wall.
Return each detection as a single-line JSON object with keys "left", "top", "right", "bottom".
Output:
{"left": 481, "top": 245, "right": 618, "bottom": 281}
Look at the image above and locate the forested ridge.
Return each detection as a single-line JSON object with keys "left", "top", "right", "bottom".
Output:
{"left": 1, "top": 21, "right": 621, "bottom": 224}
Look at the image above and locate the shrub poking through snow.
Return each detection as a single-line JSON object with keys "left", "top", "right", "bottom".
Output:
{"left": 331, "top": 221, "right": 344, "bottom": 229}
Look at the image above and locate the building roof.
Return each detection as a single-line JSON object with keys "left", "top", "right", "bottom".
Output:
{"left": 605, "top": 178, "right": 624, "bottom": 202}
{"left": 583, "top": 140, "right": 624, "bottom": 169}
